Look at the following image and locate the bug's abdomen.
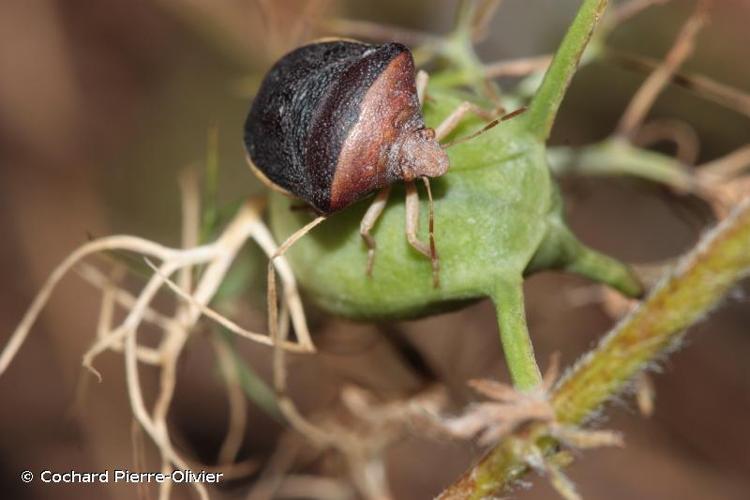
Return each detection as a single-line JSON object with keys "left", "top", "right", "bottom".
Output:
{"left": 244, "top": 41, "right": 418, "bottom": 213}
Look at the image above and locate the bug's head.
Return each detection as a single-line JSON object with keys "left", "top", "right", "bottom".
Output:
{"left": 398, "top": 127, "right": 450, "bottom": 182}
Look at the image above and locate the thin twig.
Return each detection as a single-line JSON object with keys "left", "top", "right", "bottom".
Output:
{"left": 84, "top": 260, "right": 182, "bottom": 381}
{"left": 616, "top": 0, "right": 711, "bottom": 138}
{"left": 131, "top": 419, "right": 149, "bottom": 500}
{"left": 322, "top": 18, "right": 440, "bottom": 47}
{"left": 470, "top": 0, "right": 504, "bottom": 42}
{"left": 2, "top": 194, "right": 319, "bottom": 500}
{"left": 607, "top": 49, "right": 750, "bottom": 118}
{"left": 212, "top": 334, "right": 248, "bottom": 465}
{"left": 633, "top": 118, "right": 700, "bottom": 165}
{"left": 145, "top": 260, "right": 309, "bottom": 352}
{"left": 123, "top": 298, "right": 209, "bottom": 500}
{"left": 698, "top": 144, "right": 750, "bottom": 182}
{"left": 268, "top": 262, "right": 334, "bottom": 448}
{"left": 484, "top": 54, "right": 552, "bottom": 79}
{"left": 178, "top": 167, "right": 201, "bottom": 293}
{"left": 0, "top": 235, "right": 189, "bottom": 375}
{"left": 76, "top": 263, "right": 177, "bottom": 334}
{"left": 273, "top": 475, "right": 355, "bottom": 500}
{"left": 608, "top": 0, "right": 671, "bottom": 26}
{"left": 83, "top": 264, "right": 162, "bottom": 364}
{"left": 153, "top": 170, "right": 205, "bottom": 500}
{"left": 246, "top": 432, "right": 307, "bottom": 500}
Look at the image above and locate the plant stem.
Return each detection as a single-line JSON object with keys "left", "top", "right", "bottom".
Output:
{"left": 439, "top": 0, "right": 497, "bottom": 99}
{"left": 524, "top": 0, "right": 608, "bottom": 141}
{"left": 493, "top": 280, "right": 543, "bottom": 391}
{"left": 547, "top": 138, "right": 696, "bottom": 192}
{"left": 440, "top": 196, "right": 750, "bottom": 498}
{"left": 554, "top": 197, "right": 750, "bottom": 422}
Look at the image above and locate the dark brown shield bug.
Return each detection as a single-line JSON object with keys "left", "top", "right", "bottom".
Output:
{"left": 245, "top": 39, "right": 511, "bottom": 287}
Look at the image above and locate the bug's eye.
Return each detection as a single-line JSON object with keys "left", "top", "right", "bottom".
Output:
{"left": 419, "top": 128, "right": 436, "bottom": 140}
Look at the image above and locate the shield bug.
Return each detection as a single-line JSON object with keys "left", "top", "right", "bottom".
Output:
{"left": 244, "top": 40, "right": 505, "bottom": 287}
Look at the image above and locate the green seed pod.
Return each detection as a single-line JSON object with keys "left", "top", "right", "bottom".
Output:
{"left": 263, "top": 1, "right": 642, "bottom": 391}
{"left": 269, "top": 86, "right": 642, "bottom": 389}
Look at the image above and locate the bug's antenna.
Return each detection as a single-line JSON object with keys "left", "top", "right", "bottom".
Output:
{"left": 442, "top": 107, "right": 527, "bottom": 149}
{"left": 421, "top": 177, "right": 440, "bottom": 288}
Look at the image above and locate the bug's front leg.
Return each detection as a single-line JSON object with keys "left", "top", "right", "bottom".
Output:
{"left": 435, "top": 101, "right": 499, "bottom": 141}
{"left": 405, "top": 179, "right": 439, "bottom": 288}
{"left": 360, "top": 186, "right": 392, "bottom": 276}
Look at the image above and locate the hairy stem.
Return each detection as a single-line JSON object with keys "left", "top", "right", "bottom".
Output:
{"left": 554, "top": 196, "right": 750, "bottom": 421}
{"left": 441, "top": 197, "right": 750, "bottom": 498}
{"left": 524, "top": 0, "right": 608, "bottom": 140}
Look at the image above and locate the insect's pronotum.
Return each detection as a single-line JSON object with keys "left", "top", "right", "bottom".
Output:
{"left": 244, "top": 40, "right": 513, "bottom": 288}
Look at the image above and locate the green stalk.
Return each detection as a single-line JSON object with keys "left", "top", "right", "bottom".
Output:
{"left": 547, "top": 138, "right": 697, "bottom": 192}
{"left": 524, "top": 0, "right": 608, "bottom": 141}
{"left": 440, "top": 197, "right": 750, "bottom": 499}
{"left": 493, "top": 281, "right": 543, "bottom": 391}
{"left": 440, "top": 0, "right": 496, "bottom": 99}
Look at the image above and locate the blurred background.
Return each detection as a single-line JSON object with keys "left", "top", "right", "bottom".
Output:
{"left": 1, "top": 0, "right": 749, "bottom": 499}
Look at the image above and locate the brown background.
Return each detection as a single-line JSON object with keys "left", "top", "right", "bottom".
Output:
{"left": 1, "top": 1, "right": 749, "bottom": 499}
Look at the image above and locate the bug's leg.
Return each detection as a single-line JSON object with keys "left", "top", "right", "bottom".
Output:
{"left": 404, "top": 181, "right": 430, "bottom": 257}
{"left": 416, "top": 70, "right": 510, "bottom": 146}
{"left": 360, "top": 186, "right": 392, "bottom": 277}
{"left": 422, "top": 177, "right": 439, "bottom": 287}
{"left": 435, "top": 101, "right": 499, "bottom": 141}
{"left": 416, "top": 70, "right": 429, "bottom": 106}
{"left": 416, "top": 70, "right": 497, "bottom": 129}
{"left": 405, "top": 180, "right": 440, "bottom": 288}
